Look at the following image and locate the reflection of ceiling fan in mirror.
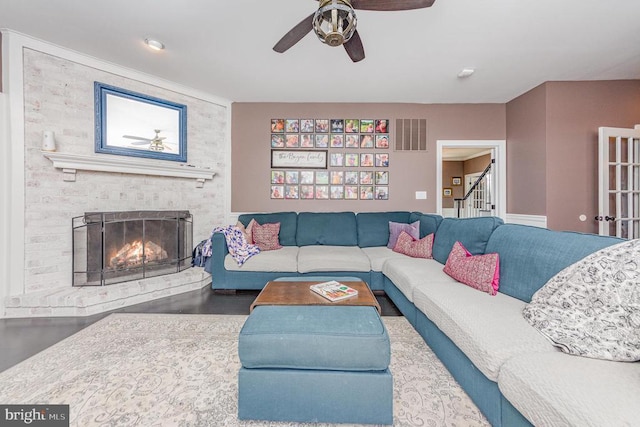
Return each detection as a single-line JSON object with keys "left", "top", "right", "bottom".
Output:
{"left": 122, "top": 129, "right": 174, "bottom": 152}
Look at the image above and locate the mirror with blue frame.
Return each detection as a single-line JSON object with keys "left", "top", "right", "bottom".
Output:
{"left": 94, "top": 82, "right": 187, "bottom": 162}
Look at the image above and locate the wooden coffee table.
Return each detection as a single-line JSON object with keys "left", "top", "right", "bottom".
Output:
{"left": 250, "top": 279, "right": 381, "bottom": 314}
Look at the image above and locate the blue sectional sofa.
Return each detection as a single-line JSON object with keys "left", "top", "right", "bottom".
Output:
{"left": 205, "top": 211, "right": 441, "bottom": 291}
{"left": 205, "top": 211, "right": 638, "bottom": 426}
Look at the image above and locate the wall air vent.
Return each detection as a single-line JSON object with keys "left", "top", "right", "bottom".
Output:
{"left": 394, "top": 119, "right": 427, "bottom": 151}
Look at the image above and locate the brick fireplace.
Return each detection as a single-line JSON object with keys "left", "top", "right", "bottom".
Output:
{"left": 2, "top": 44, "right": 229, "bottom": 318}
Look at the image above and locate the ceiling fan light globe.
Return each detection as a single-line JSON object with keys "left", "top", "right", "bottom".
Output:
{"left": 313, "top": 0, "right": 357, "bottom": 47}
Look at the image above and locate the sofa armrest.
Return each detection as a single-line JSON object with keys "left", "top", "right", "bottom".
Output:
{"left": 204, "top": 232, "right": 229, "bottom": 276}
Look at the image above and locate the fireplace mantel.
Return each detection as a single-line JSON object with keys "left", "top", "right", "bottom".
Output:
{"left": 42, "top": 151, "right": 216, "bottom": 187}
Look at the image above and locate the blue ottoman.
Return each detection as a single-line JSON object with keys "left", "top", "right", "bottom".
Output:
{"left": 238, "top": 305, "right": 393, "bottom": 425}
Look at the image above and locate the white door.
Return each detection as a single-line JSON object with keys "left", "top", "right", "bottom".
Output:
{"left": 598, "top": 125, "right": 640, "bottom": 238}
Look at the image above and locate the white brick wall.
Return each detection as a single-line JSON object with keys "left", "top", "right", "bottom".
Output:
{"left": 22, "top": 49, "right": 228, "bottom": 294}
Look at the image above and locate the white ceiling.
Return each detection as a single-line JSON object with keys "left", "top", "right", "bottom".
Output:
{"left": 442, "top": 148, "right": 490, "bottom": 161}
{"left": 1, "top": 0, "right": 639, "bottom": 104}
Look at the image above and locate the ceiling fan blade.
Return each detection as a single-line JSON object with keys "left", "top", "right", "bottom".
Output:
{"left": 123, "top": 135, "right": 151, "bottom": 141}
{"left": 351, "top": 0, "right": 435, "bottom": 11}
{"left": 344, "top": 30, "right": 365, "bottom": 62}
{"left": 273, "top": 12, "right": 315, "bottom": 53}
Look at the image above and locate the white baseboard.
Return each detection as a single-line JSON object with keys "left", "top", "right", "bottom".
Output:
{"left": 505, "top": 213, "right": 547, "bottom": 228}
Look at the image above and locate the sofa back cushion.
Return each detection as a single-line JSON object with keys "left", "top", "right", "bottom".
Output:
{"left": 356, "top": 211, "right": 411, "bottom": 247}
{"left": 297, "top": 212, "right": 358, "bottom": 246}
{"left": 485, "top": 224, "right": 624, "bottom": 302}
{"left": 432, "top": 217, "right": 504, "bottom": 264}
{"left": 409, "top": 212, "right": 443, "bottom": 238}
{"left": 238, "top": 212, "right": 297, "bottom": 246}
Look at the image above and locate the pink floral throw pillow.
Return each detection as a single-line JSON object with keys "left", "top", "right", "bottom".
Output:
{"left": 252, "top": 222, "right": 282, "bottom": 251}
{"left": 443, "top": 241, "right": 500, "bottom": 295}
{"left": 393, "top": 231, "right": 434, "bottom": 259}
{"left": 236, "top": 219, "right": 256, "bottom": 244}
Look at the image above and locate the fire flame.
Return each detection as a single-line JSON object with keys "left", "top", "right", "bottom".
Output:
{"left": 109, "top": 240, "right": 168, "bottom": 268}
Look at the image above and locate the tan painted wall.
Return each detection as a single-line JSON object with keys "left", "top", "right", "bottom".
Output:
{"left": 506, "top": 84, "right": 548, "bottom": 216}
{"left": 545, "top": 80, "right": 640, "bottom": 232}
{"left": 465, "top": 153, "right": 491, "bottom": 176}
{"left": 442, "top": 161, "right": 464, "bottom": 208}
{"left": 231, "top": 103, "right": 505, "bottom": 213}
{"left": 231, "top": 82, "right": 639, "bottom": 226}
{"left": 507, "top": 80, "right": 640, "bottom": 232}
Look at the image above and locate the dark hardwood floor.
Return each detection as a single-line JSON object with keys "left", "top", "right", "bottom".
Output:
{"left": 0, "top": 286, "right": 401, "bottom": 373}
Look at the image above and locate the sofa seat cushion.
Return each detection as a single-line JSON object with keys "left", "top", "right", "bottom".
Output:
{"left": 412, "top": 281, "right": 556, "bottom": 381}
{"left": 361, "top": 246, "right": 408, "bottom": 271}
{"left": 224, "top": 247, "right": 299, "bottom": 272}
{"left": 498, "top": 352, "right": 640, "bottom": 427}
{"left": 297, "top": 245, "right": 371, "bottom": 273}
{"left": 382, "top": 258, "right": 455, "bottom": 303}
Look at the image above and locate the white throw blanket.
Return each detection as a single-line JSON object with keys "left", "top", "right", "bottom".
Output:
{"left": 523, "top": 239, "right": 640, "bottom": 361}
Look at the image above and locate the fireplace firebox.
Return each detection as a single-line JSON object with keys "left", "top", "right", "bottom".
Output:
{"left": 72, "top": 211, "right": 193, "bottom": 286}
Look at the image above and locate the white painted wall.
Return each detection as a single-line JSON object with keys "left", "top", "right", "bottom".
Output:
{"left": 0, "top": 93, "right": 10, "bottom": 315}
{"left": 0, "top": 30, "right": 232, "bottom": 315}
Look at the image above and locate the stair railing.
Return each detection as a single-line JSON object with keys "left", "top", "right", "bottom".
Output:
{"left": 453, "top": 161, "right": 494, "bottom": 218}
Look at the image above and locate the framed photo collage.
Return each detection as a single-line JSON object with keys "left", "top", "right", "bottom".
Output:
{"left": 270, "top": 118, "right": 390, "bottom": 200}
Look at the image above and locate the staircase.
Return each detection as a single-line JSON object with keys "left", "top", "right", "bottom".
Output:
{"left": 454, "top": 161, "right": 494, "bottom": 218}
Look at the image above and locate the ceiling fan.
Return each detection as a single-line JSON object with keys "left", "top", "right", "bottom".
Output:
{"left": 273, "top": 0, "right": 436, "bottom": 62}
{"left": 122, "top": 129, "right": 174, "bottom": 152}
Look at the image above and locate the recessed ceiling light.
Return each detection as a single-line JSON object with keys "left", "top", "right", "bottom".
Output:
{"left": 457, "top": 68, "right": 475, "bottom": 78}
{"left": 144, "top": 38, "right": 165, "bottom": 51}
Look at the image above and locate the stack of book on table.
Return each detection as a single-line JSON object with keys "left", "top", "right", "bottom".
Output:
{"left": 310, "top": 280, "right": 358, "bottom": 302}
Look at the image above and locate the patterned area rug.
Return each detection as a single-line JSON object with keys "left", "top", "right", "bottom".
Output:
{"left": 0, "top": 314, "right": 488, "bottom": 426}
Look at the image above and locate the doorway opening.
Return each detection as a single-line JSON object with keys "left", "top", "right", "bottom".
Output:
{"left": 436, "top": 140, "right": 506, "bottom": 219}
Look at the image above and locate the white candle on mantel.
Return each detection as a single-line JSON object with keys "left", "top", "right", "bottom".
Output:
{"left": 42, "top": 130, "right": 56, "bottom": 151}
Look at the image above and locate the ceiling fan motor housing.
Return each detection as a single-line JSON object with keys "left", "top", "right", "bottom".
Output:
{"left": 313, "top": 0, "right": 357, "bottom": 47}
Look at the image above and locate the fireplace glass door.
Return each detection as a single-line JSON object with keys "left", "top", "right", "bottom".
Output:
{"left": 73, "top": 211, "right": 192, "bottom": 286}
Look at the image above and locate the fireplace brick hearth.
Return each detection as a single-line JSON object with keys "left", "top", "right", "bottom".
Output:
{"left": 4, "top": 268, "right": 211, "bottom": 318}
